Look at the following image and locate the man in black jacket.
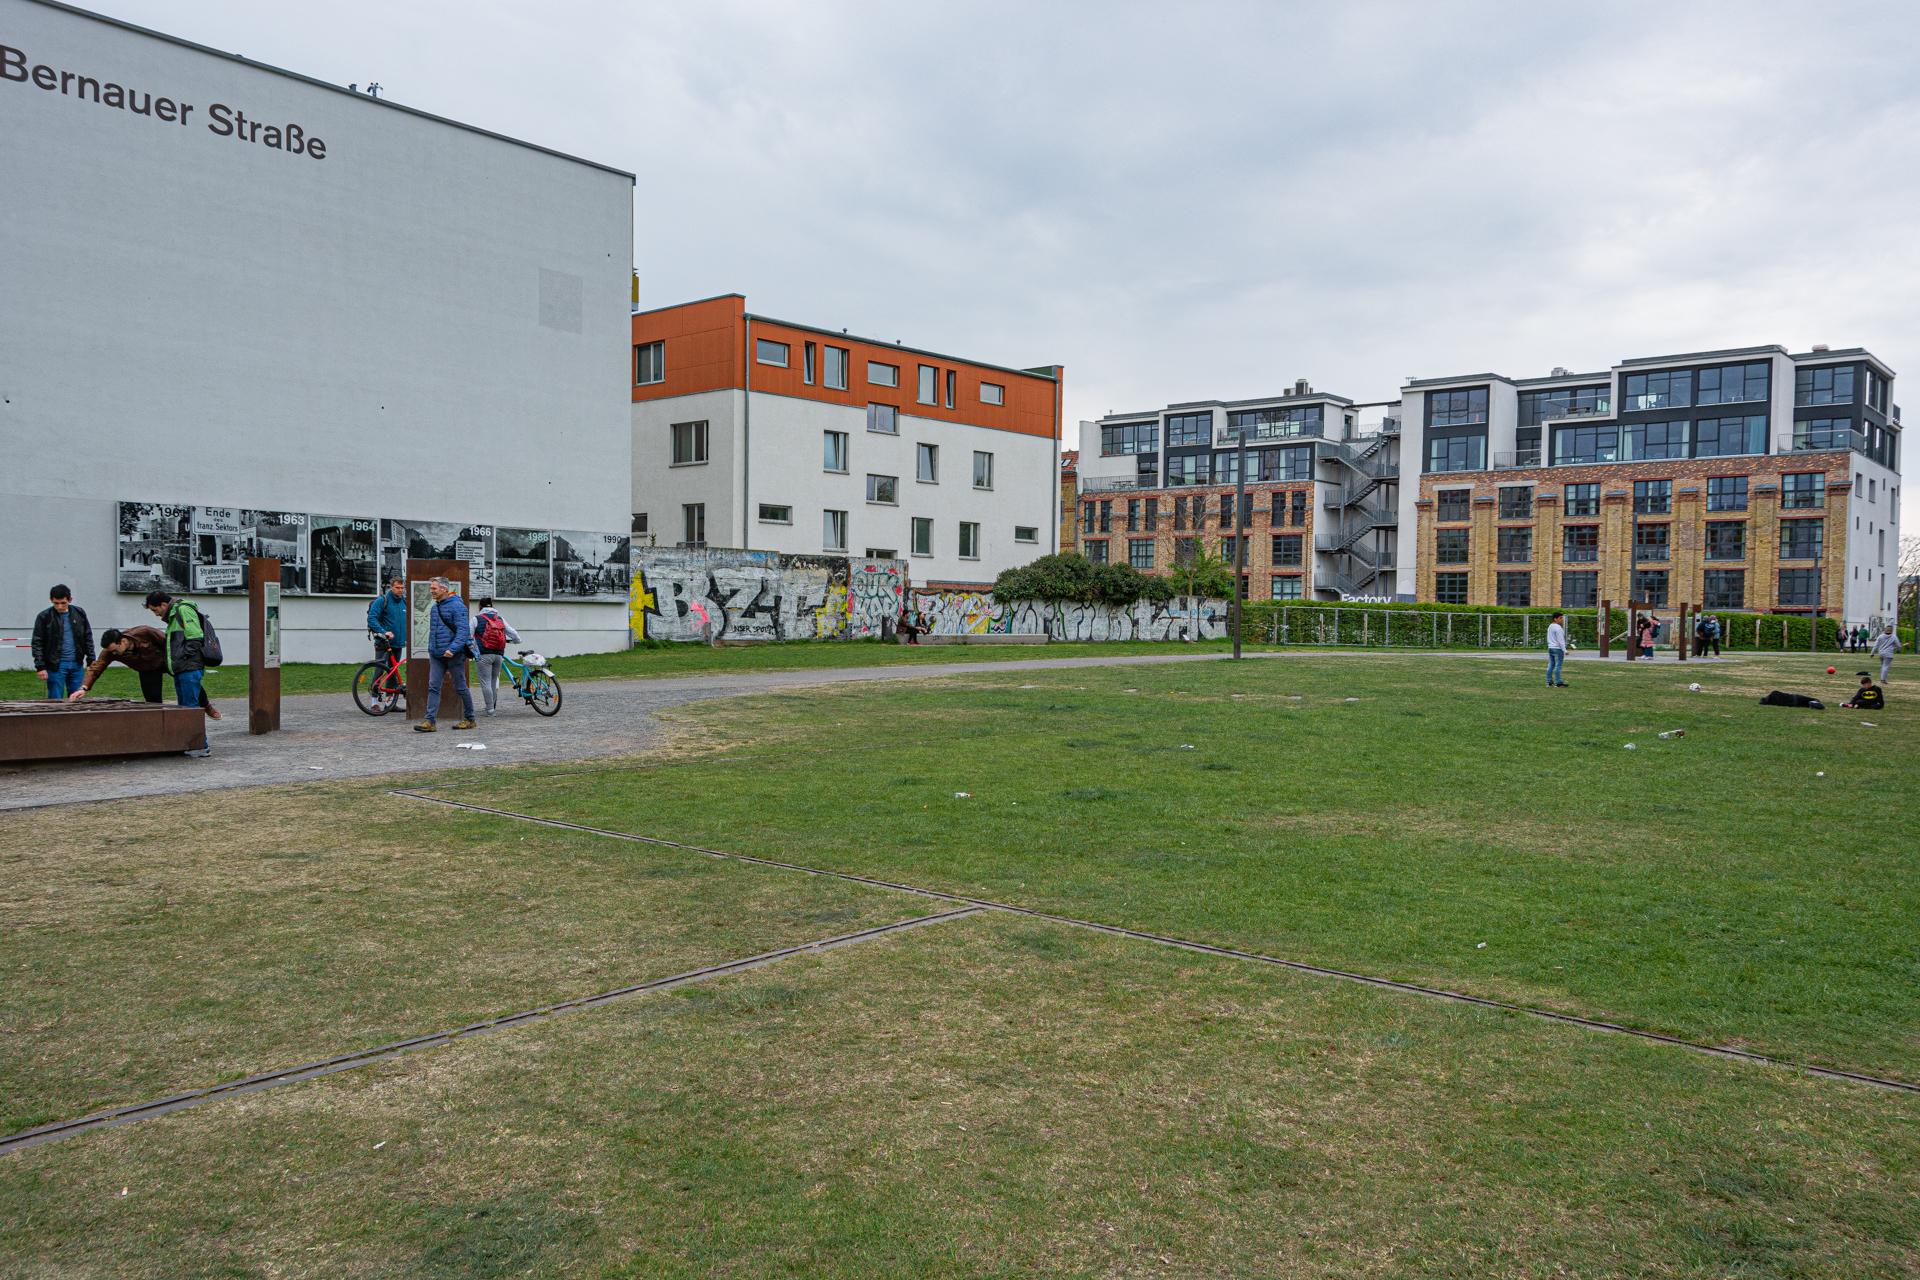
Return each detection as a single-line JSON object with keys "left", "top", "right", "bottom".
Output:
{"left": 31, "top": 584, "right": 94, "bottom": 700}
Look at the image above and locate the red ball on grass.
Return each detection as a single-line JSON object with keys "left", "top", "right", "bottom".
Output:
{"left": 1827, "top": 666, "right": 1837, "bottom": 674}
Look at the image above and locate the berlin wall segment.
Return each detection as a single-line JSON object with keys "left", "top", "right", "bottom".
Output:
{"left": 627, "top": 549, "right": 1229, "bottom": 643}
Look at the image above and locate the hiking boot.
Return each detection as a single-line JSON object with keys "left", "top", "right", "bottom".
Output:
{"left": 204, "top": 706, "right": 223, "bottom": 721}
{"left": 414, "top": 720, "right": 437, "bottom": 733}
{"left": 452, "top": 719, "right": 476, "bottom": 730}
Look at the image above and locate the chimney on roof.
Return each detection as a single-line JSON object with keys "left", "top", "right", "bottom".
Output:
{"left": 1812, "top": 343, "right": 1830, "bottom": 352}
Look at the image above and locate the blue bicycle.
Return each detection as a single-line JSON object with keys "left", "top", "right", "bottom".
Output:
{"left": 499, "top": 648, "right": 563, "bottom": 716}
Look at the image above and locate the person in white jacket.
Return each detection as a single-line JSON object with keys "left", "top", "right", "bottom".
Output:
{"left": 1872, "top": 623, "right": 1901, "bottom": 684}
{"left": 1545, "top": 611, "right": 1572, "bottom": 687}
{"left": 469, "top": 597, "right": 523, "bottom": 716}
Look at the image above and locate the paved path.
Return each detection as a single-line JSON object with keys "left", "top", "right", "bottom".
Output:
{"left": 0, "top": 647, "right": 1723, "bottom": 811}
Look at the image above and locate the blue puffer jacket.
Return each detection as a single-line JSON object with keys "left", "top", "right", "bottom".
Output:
{"left": 427, "top": 593, "right": 474, "bottom": 659}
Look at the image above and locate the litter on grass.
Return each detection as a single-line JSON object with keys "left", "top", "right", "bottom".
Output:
{"left": 1816, "top": 771, "right": 1825, "bottom": 778}
{"left": 1657, "top": 729, "right": 1686, "bottom": 739}
{"left": 1179, "top": 744, "right": 1196, "bottom": 750}
{"left": 1688, "top": 682, "right": 1702, "bottom": 692}
{"left": 456, "top": 743, "right": 487, "bottom": 751}
{"left": 1623, "top": 743, "right": 1637, "bottom": 750}
{"left": 953, "top": 792, "right": 971, "bottom": 798}
{"left": 1862, "top": 721, "right": 1879, "bottom": 727}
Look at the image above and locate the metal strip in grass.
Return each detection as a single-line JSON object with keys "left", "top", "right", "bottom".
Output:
{"left": 0, "top": 907, "right": 983, "bottom": 1157}
{"left": 393, "top": 790, "right": 1920, "bottom": 1097}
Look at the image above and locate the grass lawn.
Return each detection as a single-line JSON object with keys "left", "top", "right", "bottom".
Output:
{"left": 0, "top": 637, "right": 1265, "bottom": 701}
{"left": 4, "top": 912, "right": 1915, "bottom": 1277}
{"left": 447, "top": 650, "right": 1920, "bottom": 1082}
{"left": 3, "top": 650, "right": 1916, "bottom": 1277}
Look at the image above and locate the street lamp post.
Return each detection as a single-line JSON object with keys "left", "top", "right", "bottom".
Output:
{"left": 1232, "top": 427, "right": 1249, "bottom": 659}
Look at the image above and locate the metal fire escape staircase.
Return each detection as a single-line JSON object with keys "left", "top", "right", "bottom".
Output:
{"left": 1315, "top": 430, "right": 1398, "bottom": 598}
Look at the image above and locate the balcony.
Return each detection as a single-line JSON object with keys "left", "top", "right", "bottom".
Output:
{"left": 1079, "top": 476, "right": 1147, "bottom": 493}
{"left": 1777, "top": 428, "right": 1866, "bottom": 455}
{"left": 1538, "top": 404, "right": 1613, "bottom": 423}
{"left": 1491, "top": 448, "right": 1544, "bottom": 470}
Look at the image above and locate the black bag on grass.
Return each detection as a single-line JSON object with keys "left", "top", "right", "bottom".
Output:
{"left": 1759, "top": 690, "right": 1823, "bottom": 709}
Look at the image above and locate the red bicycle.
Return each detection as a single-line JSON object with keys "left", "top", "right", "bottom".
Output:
{"left": 351, "top": 644, "right": 408, "bottom": 716}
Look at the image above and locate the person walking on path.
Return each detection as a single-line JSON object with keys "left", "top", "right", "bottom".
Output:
{"left": 469, "top": 597, "right": 521, "bottom": 717}
{"left": 144, "top": 591, "right": 212, "bottom": 757}
{"left": 1544, "top": 611, "right": 1571, "bottom": 687}
{"left": 1872, "top": 624, "right": 1900, "bottom": 683}
{"left": 31, "top": 584, "right": 94, "bottom": 700}
{"left": 1700, "top": 612, "right": 1721, "bottom": 657}
{"left": 416, "top": 577, "right": 475, "bottom": 732}
{"left": 366, "top": 576, "right": 408, "bottom": 667}
{"left": 67, "top": 625, "right": 219, "bottom": 717}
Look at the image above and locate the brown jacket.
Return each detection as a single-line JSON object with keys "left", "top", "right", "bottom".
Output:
{"left": 81, "top": 625, "right": 168, "bottom": 688}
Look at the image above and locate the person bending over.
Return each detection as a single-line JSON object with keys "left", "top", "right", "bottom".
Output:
{"left": 67, "top": 626, "right": 220, "bottom": 718}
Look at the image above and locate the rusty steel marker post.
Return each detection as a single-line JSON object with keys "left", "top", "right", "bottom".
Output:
{"left": 248, "top": 557, "right": 282, "bottom": 734}
{"left": 404, "top": 559, "right": 470, "bottom": 721}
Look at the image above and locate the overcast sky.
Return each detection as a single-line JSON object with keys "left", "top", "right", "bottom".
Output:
{"left": 112, "top": 0, "right": 1920, "bottom": 442}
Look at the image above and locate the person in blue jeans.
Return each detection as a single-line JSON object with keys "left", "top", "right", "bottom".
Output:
{"left": 1545, "top": 610, "right": 1570, "bottom": 687}
{"left": 32, "top": 584, "right": 95, "bottom": 700}
{"left": 145, "top": 590, "right": 212, "bottom": 757}
{"left": 415, "top": 577, "right": 476, "bottom": 732}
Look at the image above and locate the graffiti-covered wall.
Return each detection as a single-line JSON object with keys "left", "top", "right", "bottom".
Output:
{"left": 629, "top": 549, "right": 1228, "bottom": 643}
{"left": 630, "top": 549, "right": 906, "bottom": 642}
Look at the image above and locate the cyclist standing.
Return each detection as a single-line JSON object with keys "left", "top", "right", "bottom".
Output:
{"left": 366, "top": 576, "right": 408, "bottom": 670}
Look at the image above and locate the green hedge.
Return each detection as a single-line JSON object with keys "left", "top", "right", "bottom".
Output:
{"left": 1240, "top": 600, "right": 1910, "bottom": 653}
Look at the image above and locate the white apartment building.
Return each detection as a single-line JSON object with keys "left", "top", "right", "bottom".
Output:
{"left": 630, "top": 295, "right": 1063, "bottom": 585}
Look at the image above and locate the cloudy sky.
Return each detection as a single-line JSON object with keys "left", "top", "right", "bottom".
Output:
{"left": 112, "top": 0, "right": 1920, "bottom": 439}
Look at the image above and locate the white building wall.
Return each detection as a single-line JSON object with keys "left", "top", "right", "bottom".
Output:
{"left": 0, "top": 0, "right": 634, "bottom": 666}
{"left": 631, "top": 390, "right": 742, "bottom": 548}
{"left": 1844, "top": 453, "right": 1900, "bottom": 624}
{"left": 1394, "top": 390, "right": 1429, "bottom": 596}
{"left": 637, "top": 392, "right": 1053, "bottom": 583}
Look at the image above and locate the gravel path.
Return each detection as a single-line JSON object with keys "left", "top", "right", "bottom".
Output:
{"left": 0, "top": 647, "right": 1714, "bottom": 811}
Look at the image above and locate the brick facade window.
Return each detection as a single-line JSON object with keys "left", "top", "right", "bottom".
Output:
{"left": 1498, "top": 486, "right": 1533, "bottom": 519}
{"left": 1633, "top": 569, "right": 1669, "bottom": 607}
{"left": 1271, "top": 534, "right": 1304, "bottom": 566}
{"left": 1633, "top": 522, "right": 1670, "bottom": 562}
{"left": 1496, "top": 571, "right": 1531, "bottom": 607}
{"left": 1633, "top": 479, "right": 1672, "bottom": 515}
{"left": 1291, "top": 491, "right": 1309, "bottom": 527}
{"left": 1706, "top": 476, "right": 1748, "bottom": 512}
{"left": 1497, "top": 527, "right": 1532, "bottom": 563}
{"left": 1128, "top": 539, "right": 1154, "bottom": 569}
{"left": 1704, "top": 569, "right": 1745, "bottom": 609}
{"left": 1780, "top": 518, "right": 1824, "bottom": 562}
{"left": 1561, "top": 571, "right": 1598, "bottom": 608}
{"left": 1434, "top": 572, "right": 1469, "bottom": 605}
{"left": 1270, "top": 575, "right": 1303, "bottom": 600}
{"left": 1435, "top": 529, "right": 1470, "bottom": 564}
{"left": 1778, "top": 568, "right": 1821, "bottom": 607}
{"left": 1563, "top": 483, "right": 1599, "bottom": 517}
{"left": 1145, "top": 498, "right": 1159, "bottom": 532}
{"left": 1086, "top": 539, "right": 1109, "bottom": 564}
{"left": 1704, "top": 521, "right": 1745, "bottom": 561}
{"left": 1782, "top": 473, "right": 1826, "bottom": 510}
{"left": 1436, "top": 489, "right": 1471, "bottom": 522}
{"left": 1563, "top": 525, "right": 1599, "bottom": 563}
{"left": 1173, "top": 496, "right": 1189, "bottom": 530}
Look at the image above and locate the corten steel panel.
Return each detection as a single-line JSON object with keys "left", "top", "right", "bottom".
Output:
{"left": 0, "top": 702, "right": 206, "bottom": 763}
{"left": 405, "top": 560, "right": 471, "bottom": 721}
{"left": 249, "top": 557, "right": 281, "bottom": 735}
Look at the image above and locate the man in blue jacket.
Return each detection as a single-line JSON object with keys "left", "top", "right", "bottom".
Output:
{"left": 416, "top": 576, "right": 475, "bottom": 732}
{"left": 365, "top": 576, "right": 408, "bottom": 668}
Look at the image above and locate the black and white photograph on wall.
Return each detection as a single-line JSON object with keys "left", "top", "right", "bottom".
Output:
{"left": 495, "top": 527, "right": 552, "bottom": 600}
{"left": 552, "top": 531, "right": 631, "bottom": 601}
{"left": 242, "top": 511, "right": 311, "bottom": 593}
{"left": 116, "top": 501, "right": 192, "bottom": 593}
{"left": 381, "top": 520, "right": 494, "bottom": 591}
{"left": 190, "top": 506, "right": 249, "bottom": 592}
{"left": 308, "top": 516, "right": 380, "bottom": 595}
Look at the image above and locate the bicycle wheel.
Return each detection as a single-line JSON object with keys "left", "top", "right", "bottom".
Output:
{"left": 351, "top": 662, "right": 389, "bottom": 716}
{"left": 525, "top": 669, "right": 562, "bottom": 716}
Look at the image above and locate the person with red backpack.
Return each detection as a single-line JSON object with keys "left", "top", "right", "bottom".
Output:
{"left": 469, "top": 597, "right": 522, "bottom": 717}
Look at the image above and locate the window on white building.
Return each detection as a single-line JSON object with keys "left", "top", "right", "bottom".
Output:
{"left": 959, "top": 521, "right": 981, "bottom": 559}
{"left": 823, "top": 430, "right": 849, "bottom": 472}
{"left": 973, "top": 451, "right": 994, "bottom": 489}
{"left": 757, "top": 503, "right": 792, "bottom": 524}
{"left": 682, "top": 503, "right": 706, "bottom": 546}
{"left": 823, "top": 509, "right": 847, "bottom": 552}
{"left": 671, "top": 420, "right": 708, "bottom": 465}
{"left": 917, "top": 443, "right": 939, "bottom": 483}
{"left": 911, "top": 517, "right": 933, "bottom": 556}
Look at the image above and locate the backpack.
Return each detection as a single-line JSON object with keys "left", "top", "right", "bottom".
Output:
{"left": 184, "top": 602, "right": 224, "bottom": 667}
{"left": 478, "top": 611, "right": 508, "bottom": 654}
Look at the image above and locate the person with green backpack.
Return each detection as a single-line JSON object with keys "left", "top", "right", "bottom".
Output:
{"left": 145, "top": 589, "right": 221, "bottom": 757}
